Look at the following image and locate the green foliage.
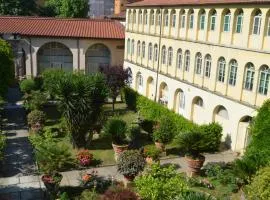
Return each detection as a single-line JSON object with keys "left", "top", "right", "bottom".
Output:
{"left": 35, "top": 142, "right": 75, "bottom": 174}
{"left": 80, "top": 189, "right": 98, "bottom": 200}
{"left": 102, "top": 186, "right": 138, "bottom": 200}
{"left": 0, "top": 134, "right": 6, "bottom": 160}
{"left": 247, "top": 165, "right": 270, "bottom": 200}
{"left": 20, "top": 79, "right": 36, "bottom": 94}
{"left": 59, "top": 192, "right": 70, "bottom": 200}
{"left": 123, "top": 88, "right": 196, "bottom": 134}
{"left": 0, "top": 96, "right": 5, "bottom": 132}
{"left": 199, "top": 123, "right": 222, "bottom": 152}
{"left": 45, "top": 71, "right": 108, "bottom": 148}
{"left": 23, "top": 90, "right": 47, "bottom": 111}
{"left": 127, "top": 124, "right": 140, "bottom": 141}
{"left": 153, "top": 116, "right": 176, "bottom": 144}
{"left": 42, "top": 0, "right": 89, "bottom": 18}
{"left": 176, "top": 191, "right": 215, "bottom": 200}
{"left": 135, "top": 164, "right": 189, "bottom": 200}
{"left": 27, "top": 110, "right": 46, "bottom": 127}
{"left": 0, "top": 39, "right": 14, "bottom": 96}
{"left": 117, "top": 150, "right": 145, "bottom": 177}
{"left": 0, "top": 0, "right": 37, "bottom": 15}
{"left": 140, "top": 119, "right": 155, "bottom": 134}
{"left": 143, "top": 146, "right": 161, "bottom": 161}
{"left": 103, "top": 118, "right": 128, "bottom": 145}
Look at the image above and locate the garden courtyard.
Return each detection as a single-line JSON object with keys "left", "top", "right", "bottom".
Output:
{"left": 0, "top": 69, "right": 269, "bottom": 200}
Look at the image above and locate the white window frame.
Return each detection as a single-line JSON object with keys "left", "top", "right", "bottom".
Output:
{"left": 224, "top": 13, "right": 231, "bottom": 32}
{"left": 258, "top": 67, "right": 270, "bottom": 95}
{"left": 200, "top": 14, "right": 206, "bottom": 30}
{"left": 217, "top": 58, "right": 226, "bottom": 83}
{"left": 181, "top": 14, "right": 186, "bottom": 28}
{"left": 142, "top": 42, "right": 145, "bottom": 58}
{"left": 179, "top": 91, "right": 185, "bottom": 109}
{"left": 189, "top": 13, "right": 194, "bottom": 29}
{"left": 139, "top": 13, "right": 143, "bottom": 24}
{"left": 236, "top": 12, "right": 243, "bottom": 33}
{"left": 154, "top": 45, "right": 158, "bottom": 62}
{"left": 210, "top": 13, "right": 217, "bottom": 31}
{"left": 229, "top": 60, "right": 238, "bottom": 86}
{"left": 137, "top": 42, "right": 141, "bottom": 57}
{"left": 168, "top": 47, "right": 173, "bottom": 66}
{"left": 204, "top": 55, "right": 212, "bottom": 78}
{"left": 176, "top": 50, "right": 182, "bottom": 69}
{"left": 172, "top": 14, "right": 177, "bottom": 28}
{"left": 162, "top": 47, "right": 167, "bottom": 65}
{"left": 127, "top": 39, "right": 130, "bottom": 55}
{"left": 144, "top": 13, "right": 148, "bottom": 25}
{"left": 195, "top": 53, "right": 202, "bottom": 74}
{"left": 148, "top": 43, "right": 153, "bottom": 61}
{"left": 131, "top": 40, "right": 134, "bottom": 55}
{"left": 165, "top": 13, "right": 169, "bottom": 27}
{"left": 151, "top": 13, "right": 155, "bottom": 26}
{"left": 157, "top": 13, "right": 161, "bottom": 26}
{"left": 184, "top": 51, "right": 190, "bottom": 72}
{"left": 244, "top": 64, "right": 255, "bottom": 91}
{"left": 253, "top": 13, "right": 262, "bottom": 35}
{"left": 133, "top": 12, "right": 136, "bottom": 24}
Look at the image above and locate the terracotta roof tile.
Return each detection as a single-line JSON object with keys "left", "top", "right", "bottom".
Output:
{"left": 0, "top": 16, "right": 125, "bottom": 39}
{"left": 128, "top": 0, "right": 270, "bottom": 7}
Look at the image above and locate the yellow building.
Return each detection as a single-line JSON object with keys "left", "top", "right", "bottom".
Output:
{"left": 124, "top": 0, "right": 270, "bottom": 152}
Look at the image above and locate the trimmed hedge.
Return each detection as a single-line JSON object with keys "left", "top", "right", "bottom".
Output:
{"left": 123, "top": 87, "right": 196, "bottom": 134}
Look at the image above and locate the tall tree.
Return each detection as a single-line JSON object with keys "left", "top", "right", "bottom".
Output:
{"left": 0, "top": 39, "right": 14, "bottom": 96}
{"left": 42, "top": 0, "right": 89, "bottom": 18}
{"left": 0, "top": 0, "right": 37, "bottom": 15}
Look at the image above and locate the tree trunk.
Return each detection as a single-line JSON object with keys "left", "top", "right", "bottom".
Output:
{"left": 112, "top": 97, "right": 116, "bottom": 112}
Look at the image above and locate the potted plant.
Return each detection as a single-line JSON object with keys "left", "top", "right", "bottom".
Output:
{"left": 175, "top": 131, "right": 206, "bottom": 177}
{"left": 144, "top": 146, "right": 161, "bottom": 164}
{"left": 77, "top": 149, "right": 93, "bottom": 167}
{"left": 27, "top": 110, "right": 46, "bottom": 133}
{"left": 153, "top": 116, "right": 176, "bottom": 151}
{"left": 117, "top": 150, "right": 146, "bottom": 182}
{"left": 103, "top": 118, "right": 129, "bottom": 160}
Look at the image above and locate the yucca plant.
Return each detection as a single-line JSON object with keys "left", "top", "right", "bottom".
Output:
{"left": 176, "top": 191, "right": 215, "bottom": 200}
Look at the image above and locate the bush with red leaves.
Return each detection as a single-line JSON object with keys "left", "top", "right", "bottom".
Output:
{"left": 101, "top": 186, "right": 138, "bottom": 200}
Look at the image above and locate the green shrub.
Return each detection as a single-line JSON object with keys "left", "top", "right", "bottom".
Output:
{"left": 140, "top": 119, "right": 156, "bottom": 134}
{"left": 127, "top": 124, "right": 140, "bottom": 141}
{"left": 153, "top": 116, "right": 176, "bottom": 144}
{"left": 176, "top": 191, "right": 215, "bottom": 200}
{"left": 117, "top": 150, "right": 145, "bottom": 177}
{"left": 80, "top": 189, "right": 98, "bottom": 200}
{"left": 27, "top": 110, "right": 46, "bottom": 127}
{"left": 143, "top": 146, "right": 161, "bottom": 161}
{"left": 135, "top": 164, "right": 189, "bottom": 200}
{"left": 0, "top": 134, "right": 6, "bottom": 160}
{"left": 103, "top": 118, "right": 128, "bottom": 145}
{"left": 101, "top": 186, "right": 138, "bottom": 200}
{"left": 35, "top": 142, "right": 75, "bottom": 174}
{"left": 199, "top": 123, "right": 222, "bottom": 152}
{"left": 123, "top": 87, "right": 138, "bottom": 110}
{"left": 20, "top": 79, "right": 36, "bottom": 94}
{"left": 203, "top": 162, "right": 227, "bottom": 177}
{"left": 23, "top": 90, "right": 47, "bottom": 111}
{"left": 247, "top": 165, "right": 270, "bottom": 200}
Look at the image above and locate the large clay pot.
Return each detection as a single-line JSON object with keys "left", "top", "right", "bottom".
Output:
{"left": 112, "top": 143, "right": 128, "bottom": 161}
{"left": 42, "top": 173, "right": 63, "bottom": 198}
{"left": 185, "top": 155, "right": 205, "bottom": 177}
{"left": 155, "top": 142, "right": 165, "bottom": 152}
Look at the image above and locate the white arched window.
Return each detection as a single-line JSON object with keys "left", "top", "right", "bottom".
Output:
{"left": 168, "top": 47, "right": 173, "bottom": 66}
{"left": 150, "top": 11, "right": 155, "bottom": 26}
{"left": 154, "top": 44, "right": 158, "bottom": 62}
{"left": 156, "top": 11, "right": 161, "bottom": 26}
{"left": 162, "top": 46, "right": 167, "bottom": 65}
{"left": 176, "top": 49, "right": 182, "bottom": 69}
{"left": 133, "top": 11, "right": 136, "bottom": 24}
{"left": 189, "top": 10, "right": 194, "bottom": 29}
{"left": 127, "top": 39, "right": 131, "bottom": 55}
{"left": 253, "top": 10, "right": 262, "bottom": 35}
{"left": 229, "top": 60, "right": 238, "bottom": 86}
{"left": 235, "top": 10, "right": 244, "bottom": 33}
{"left": 204, "top": 55, "right": 212, "bottom": 77}
{"left": 267, "top": 17, "right": 270, "bottom": 36}
{"left": 258, "top": 65, "right": 270, "bottom": 95}
{"left": 137, "top": 72, "right": 144, "bottom": 93}
{"left": 164, "top": 11, "right": 169, "bottom": 27}
{"left": 137, "top": 41, "right": 141, "bottom": 57}
{"left": 244, "top": 63, "right": 255, "bottom": 91}
{"left": 148, "top": 43, "right": 153, "bottom": 61}
{"left": 144, "top": 11, "right": 148, "bottom": 25}
{"left": 223, "top": 10, "right": 231, "bottom": 32}
{"left": 139, "top": 10, "right": 143, "bottom": 24}
{"left": 184, "top": 50, "right": 190, "bottom": 71}
{"left": 195, "top": 53, "right": 202, "bottom": 74}
{"left": 199, "top": 10, "right": 206, "bottom": 30}
{"left": 171, "top": 10, "right": 177, "bottom": 28}
{"left": 131, "top": 40, "right": 135, "bottom": 55}
{"left": 142, "top": 42, "right": 145, "bottom": 58}
{"left": 179, "top": 91, "right": 185, "bottom": 109}
{"left": 217, "top": 58, "right": 226, "bottom": 83}
{"left": 180, "top": 11, "right": 186, "bottom": 28}
{"left": 210, "top": 10, "right": 217, "bottom": 31}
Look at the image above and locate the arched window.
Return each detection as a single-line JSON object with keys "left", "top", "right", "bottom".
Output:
{"left": 137, "top": 41, "right": 141, "bottom": 57}
{"left": 184, "top": 50, "right": 190, "bottom": 71}
{"left": 189, "top": 9, "right": 194, "bottom": 29}
{"left": 133, "top": 10, "right": 136, "bottom": 24}
{"left": 142, "top": 42, "right": 145, "bottom": 58}
{"left": 179, "top": 91, "right": 185, "bottom": 109}
{"left": 164, "top": 10, "right": 169, "bottom": 27}
{"left": 154, "top": 44, "right": 158, "bottom": 62}
{"left": 244, "top": 63, "right": 255, "bottom": 91}
{"left": 210, "top": 10, "right": 217, "bottom": 31}
{"left": 223, "top": 10, "right": 231, "bottom": 32}
{"left": 253, "top": 10, "right": 262, "bottom": 35}
{"left": 194, "top": 97, "right": 204, "bottom": 107}
{"left": 199, "top": 10, "right": 206, "bottom": 30}
{"left": 136, "top": 72, "right": 143, "bottom": 92}
{"left": 195, "top": 53, "right": 202, "bottom": 74}
{"left": 161, "top": 46, "right": 167, "bottom": 64}
{"left": 156, "top": 10, "right": 161, "bottom": 26}
{"left": 148, "top": 43, "right": 153, "bottom": 61}
{"left": 235, "top": 9, "right": 244, "bottom": 33}
{"left": 176, "top": 49, "right": 182, "bottom": 69}
{"left": 127, "top": 39, "right": 130, "bottom": 55}
{"left": 144, "top": 10, "right": 148, "bottom": 25}
{"left": 217, "top": 57, "right": 226, "bottom": 83}
{"left": 180, "top": 10, "right": 186, "bottom": 28}
{"left": 258, "top": 65, "right": 270, "bottom": 95}
{"left": 267, "top": 17, "right": 270, "bottom": 36}
{"left": 168, "top": 47, "right": 173, "bottom": 66}
{"left": 131, "top": 39, "right": 135, "bottom": 55}
{"left": 128, "top": 10, "right": 132, "bottom": 24}
{"left": 204, "top": 54, "right": 212, "bottom": 77}
{"left": 150, "top": 10, "right": 155, "bottom": 26}
{"left": 139, "top": 10, "right": 143, "bottom": 24}
{"left": 229, "top": 60, "right": 238, "bottom": 86}
{"left": 171, "top": 10, "right": 177, "bottom": 28}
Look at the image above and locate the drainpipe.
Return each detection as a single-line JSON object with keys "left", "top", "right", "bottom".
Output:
{"left": 154, "top": 6, "right": 163, "bottom": 102}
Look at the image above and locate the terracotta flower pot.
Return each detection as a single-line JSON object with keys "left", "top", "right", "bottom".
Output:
{"left": 145, "top": 157, "right": 154, "bottom": 165}
{"left": 112, "top": 143, "right": 129, "bottom": 161}
{"left": 41, "top": 173, "right": 63, "bottom": 197}
{"left": 185, "top": 155, "right": 205, "bottom": 177}
{"left": 155, "top": 142, "right": 165, "bottom": 152}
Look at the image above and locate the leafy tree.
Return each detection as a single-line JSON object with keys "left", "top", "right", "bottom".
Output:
{"left": 0, "top": 39, "right": 14, "bottom": 96}
{"left": 0, "top": 0, "right": 37, "bottom": 15}
{"left": 42, "top": 0, "right": 89, "bottom": 18}
{"left": 102, "top": 66, "right": 130, "bottom": 111}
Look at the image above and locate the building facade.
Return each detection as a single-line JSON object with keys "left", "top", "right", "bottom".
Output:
{"left": 0, "top": 16, "right": 125, "bottom": 78}
{"left": 124, "top": 0, "right": 270, "bottom": 152}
